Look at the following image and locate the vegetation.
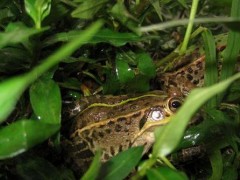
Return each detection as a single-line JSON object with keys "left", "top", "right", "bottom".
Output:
{"left": 0, "top": 0, "right": 240, "bottom": 179}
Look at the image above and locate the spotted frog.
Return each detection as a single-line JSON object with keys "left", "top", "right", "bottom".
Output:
{"left": 65, "top": 91, "right": 183, "bottom": 172}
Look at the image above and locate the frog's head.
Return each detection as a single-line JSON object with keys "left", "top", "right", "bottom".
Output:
{"left": 131, "top": 96, "right": 183, "bottom": 153}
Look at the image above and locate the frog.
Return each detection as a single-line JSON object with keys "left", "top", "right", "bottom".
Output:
{"left": 63, "top": 91, "right": 183, "bottom": 173}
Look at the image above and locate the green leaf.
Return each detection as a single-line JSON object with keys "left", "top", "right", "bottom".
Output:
{"left": 149, "top": 0, "right": 163, "bottom": 21}
{"left": 71, "top": 0, "right": 108, "bottom": 19}
{"left": 116, "top": 59, "right": 135, "bottom": 84}
{"left": 30, "top": 77, "right": 61, "bottom": 124}
{"left": 201, "top": 29, "right": 218, "bottom": 108}
{"left": 0, "top": 75, "right": 30, "bottom": 123}
{"left": 99, "top": 146, "right": 144, "bottom": 180}
{"left": 0, "top": 120, "right": 60, "bottom": 159}
{"left": 0, "top": 21, "right": 102, "bottom": 123}
{"left": 0, "top": 22, "right": 46, "bottom": 49}
{"left": 81, "top": 151, "right": 101, "bottom": 180}
{"left": 146, "top": 167, "right": 188, "bottom": 180}
{"left": 43, "top": 29, "right": 142, "bottom": 47}
{"left": 219, "top": 0, "right": 240, "bottom": 101}
{"left": 24, "top": 0, "right": 51, "bottom": 29}
{"left": 103, "top": 70, "right": 120, "bottom": 94}
{"left": 137, "top": 53, "right": 156, "bottom": 79}
{"left": 153, "top": 72, "right": 240, "bottom": 158}
{"left": 110, "top": 2, "right": 139, "bottom": 34}
{"left": 209, "top": 150, "right": 223, "bottom": 180}
{"left": 126, "top": 75, "right": 150, "bottom": 93}
{"left": 221, "top": 0, "right": 240, "bottom": 80}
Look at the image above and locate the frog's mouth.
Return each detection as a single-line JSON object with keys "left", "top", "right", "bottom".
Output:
{"left": 130, "top": 115, "right": 172, "bottom": 154}
{"left": 132, "top": 115, "right": 172, "bottom": 145}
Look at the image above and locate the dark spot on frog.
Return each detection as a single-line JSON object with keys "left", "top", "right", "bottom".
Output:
{"left": 187, "top": 67, "right": 193, "bottom": 73}
{"left": 169, "top": 80, "right": 177, "bottom": 87}
{"left": 108, "top": 121, "right": 115, "bottom": 126}
{"left": 187, "top": 74, "right": 193, "bottom": 81}
{"left": 98, "top": 131, "right": 104, "bottom": 138}
{"left": 200, "top": 75, "right": 204, "bottom": 79}
{"left": 132, "top": 112, "right": 141, "bottom": 118}
{"left": 119, "top": 145, "right": 123, "bottom": 152}
{"left": 74, "top": 141, "right": 88, "bottom": 151}
{"left": 139, "top": 117, "right": 147, "bottom": 130}
{"left": 196, "top": 61, "right": 203, "bottom": 70}
{"left": 193, "top": 80, "right": 199, "bottom": 85}
{"left": 110, "top": 146, "right": 115, "bottom": 156}
{"left": 115, "top": 124, "right": 122, "bottom": 132}
{"left": 180, "top": 71, "right": 185, "bottom": 75}
{"left": 105, "top": 128, "right": 111, "bottom": 134}
{"left": 194, "top": 70, "right": 199, "bottom": 75}
{"left": 103, "top": 153, "right": 110, "bottom": 160}
{"left": 117, "top": 117, "right": 127, "bottom": 123}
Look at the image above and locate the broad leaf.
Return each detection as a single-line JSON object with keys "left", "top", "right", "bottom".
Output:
{"left": 99, "top": 146, "right": 144, "bottom": 180}
{"left": 0, "top": 120, "right": 60, "bottom": 159}
{"left": 24, "top": 0, "right": 51, "bottom": 28}
{"left": 30, "top": 77, "right": 61, "bottom": 124}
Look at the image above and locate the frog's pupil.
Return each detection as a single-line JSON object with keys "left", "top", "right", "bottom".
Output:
{"left": 171, "top": 101, "right": 181, "bottom": 109}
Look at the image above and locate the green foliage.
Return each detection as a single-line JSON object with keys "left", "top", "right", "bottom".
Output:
{"left": 71, "top": 0, "right": 108, "bottom": 19}
{"left": 146, "top": 167, "right": 188, "bottom": 180}
{"left": 0, "top": 22, "right": 46, "bottom": 49}
{"left": 82, "top": 151, "right": 101, "bottom": 180}
{"left": 202, "top": 29, "right": 218, "bottom": 108}
{"left": 0, "top": 120, "right": 60, "bottom": 159}
{"left": 98, "top": 146, "right": 143, "bottom": 180}
{"left": 30, "top": 77, "right": 61, "bottom": 124}
{"left": 24, "top": 0, "right": 51, "bottom": 29}
{"left": 0, "top": 0, "right": 240, "bottom": 179}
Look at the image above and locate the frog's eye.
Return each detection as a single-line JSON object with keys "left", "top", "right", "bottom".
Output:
{"left": 168, "top": 98, "right": 182, "bottom": 112}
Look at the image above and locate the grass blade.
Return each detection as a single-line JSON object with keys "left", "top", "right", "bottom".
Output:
{"left": 201, "top": 29, "right": 218, "bottom": 108}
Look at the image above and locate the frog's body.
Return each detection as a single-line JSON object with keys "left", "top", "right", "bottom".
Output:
{"left": 158, "top": 55, "right": 205, "bottom": 96}
{"left": 65, "top": 91, "right": 182, "bottom": 172}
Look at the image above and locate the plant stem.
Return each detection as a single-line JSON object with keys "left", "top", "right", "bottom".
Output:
{"left": 179, "top": 0, "right": 199, "bottom": 55}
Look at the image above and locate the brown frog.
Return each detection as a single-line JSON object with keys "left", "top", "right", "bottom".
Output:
{"left": 64, "top": 91, "right": 183, "bottom": 172}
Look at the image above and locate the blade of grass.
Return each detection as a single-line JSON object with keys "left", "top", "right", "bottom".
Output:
{"left": 0, "top": 20, "right": 103, "bottom": 123}
{"left": 201, "top": 29, "right": 218, "bottom": 108}
{"left": 139, "top": 17, "right": 240, "bottom": 33}
{"left": 220, "top": 0, "right": 240, "bottom": 80}
{"left": 209, "top": 150, "right": 223, "bottom": 180}
{"left": 219, "top": 0, "right": 240, "bottom": 102}
{"left": 81, "top": 151, "right": 101, "bottom": 180}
